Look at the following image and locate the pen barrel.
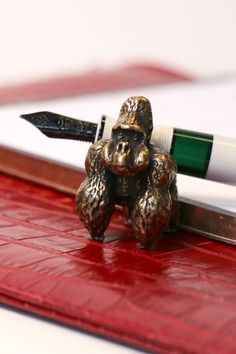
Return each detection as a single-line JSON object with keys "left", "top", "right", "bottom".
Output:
{"left": 100, "top": 116, "right": 236, "bottom": 185}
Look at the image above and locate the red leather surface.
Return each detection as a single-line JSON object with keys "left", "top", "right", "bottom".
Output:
{"left": 0, "top": 64, "right": 191, "bottom": 105}
{"left": 0, "top": 173, "right": 236, "bottom": 354}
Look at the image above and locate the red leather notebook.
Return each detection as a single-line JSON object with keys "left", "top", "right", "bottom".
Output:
{"left": 1, "top": 65, "right": 236, "bottom": 354}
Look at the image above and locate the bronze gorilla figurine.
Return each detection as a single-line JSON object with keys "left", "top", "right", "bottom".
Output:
{"left": 76, "top": 96, "right": 178, "bottom": 248}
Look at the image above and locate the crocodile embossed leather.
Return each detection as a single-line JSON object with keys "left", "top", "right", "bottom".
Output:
{"left": 0, "top": 174, "right": 236, "bottom": 353}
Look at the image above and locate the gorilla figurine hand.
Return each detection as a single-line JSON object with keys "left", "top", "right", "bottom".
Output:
{"left": 76, "top": 96, "right": 177, "bottom": 249}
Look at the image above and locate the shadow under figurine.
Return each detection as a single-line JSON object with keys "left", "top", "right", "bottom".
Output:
{"left": 76, "top": 96, "right": 178, "bottom": 248}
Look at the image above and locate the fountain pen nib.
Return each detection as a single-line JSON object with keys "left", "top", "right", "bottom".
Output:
{"left": 20, "top": 111, "right": 98, "bottom": 143}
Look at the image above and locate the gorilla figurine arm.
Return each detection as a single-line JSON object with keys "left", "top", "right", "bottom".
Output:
{"left": 150, "top": 149, "right": 178, "bottom": 229}
{"left": 131, "top": 149, "right": 177, "bottom": 248}
{"left": 76, "top": 140, "right": 114, "bottom": 241}
{"left": 149, "top": 148, "right": 177, "bottom": 189}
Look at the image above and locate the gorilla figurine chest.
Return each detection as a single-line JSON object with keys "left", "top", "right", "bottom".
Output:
{"left": 114, "top": 174, "right": 142, "bottom": 205}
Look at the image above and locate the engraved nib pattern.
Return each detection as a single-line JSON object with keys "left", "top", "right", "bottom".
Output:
{"left": 20, "top": 111, "right": 97, "bottom": 142}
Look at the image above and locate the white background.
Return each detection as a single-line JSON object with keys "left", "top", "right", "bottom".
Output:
{"left": 0, "top": 0, "right": 236, "bottom": 86}
{"left": 0, "top": 1, "right": 236, "bottom": 354}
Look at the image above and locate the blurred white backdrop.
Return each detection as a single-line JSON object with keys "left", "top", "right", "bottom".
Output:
{"left": 0, "top": 0, "right": 236, "bottom": 85}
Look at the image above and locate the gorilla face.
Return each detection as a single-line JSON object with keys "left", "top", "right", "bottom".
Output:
{"left": 102, "top": 127, "right": 150, "bottom": 176}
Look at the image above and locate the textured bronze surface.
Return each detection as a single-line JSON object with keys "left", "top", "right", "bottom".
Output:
{"left": 76, "top": 97, "right": 177, "bottom": 248}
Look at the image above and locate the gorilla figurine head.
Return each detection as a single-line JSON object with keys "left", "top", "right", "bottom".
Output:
{"left": 102, "top": 96, "right": 153, "bottom": 176}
